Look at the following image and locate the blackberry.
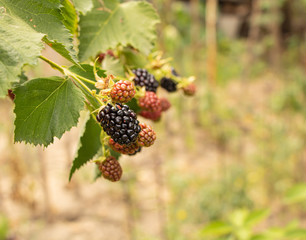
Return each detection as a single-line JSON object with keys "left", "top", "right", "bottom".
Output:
{"left": 7, "top": 89, "right": 15, "bottom": 101}
{"left": 97, "top": 103, "right": 141, "bottom": 145}
{"left": 110, "top": 80, "right": 135, "bottom": 103}
{"left": 139, "top": 91, "right": 162, "bottom": 112}
{"left": 98, "top": 156, "right": 122, "bottom": 182}
{"left": 140, "top": 110, "right": 162, "bottom": 122}
{"left": 160, "top": 77, "right": 177, "bottom": 92}
{"left": 183, "top": 83, "right": 196, "bottom": 96}
{"left": 137, "top": 123, "right": 156, "bottom": 147}
{"left": 109, "top": 138, "right": 140, "bottom": 155}
{"left": 132, "top": 68, "right": 159, "bottom": 93}
{"left": 160, "top": 98, "right": 171, "bottom": 112}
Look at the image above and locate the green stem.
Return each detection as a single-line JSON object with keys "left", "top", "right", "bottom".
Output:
{"left": 39, "top": 56, "right": 64, "bottom": 74}
{"left": 39, "top": 55, "right": 104, "bottom": 106}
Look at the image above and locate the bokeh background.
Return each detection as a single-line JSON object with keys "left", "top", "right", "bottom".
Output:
{"left": 0, "top": 0, "right": 306, "bottom": 239}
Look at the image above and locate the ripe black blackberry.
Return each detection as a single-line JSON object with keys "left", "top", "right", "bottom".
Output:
{"left": 97, "top": 103, "right": 141, "bottom": 145}
{"left": 132, "top": 68, "right": 159, "bottom": 93}
{"left": 160, "top": 77, "right": 177, "bottom": 92}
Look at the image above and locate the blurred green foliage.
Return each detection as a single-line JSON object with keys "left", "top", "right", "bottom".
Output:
{"left": 152, "top": 0, "right": 306, "bottom": 239}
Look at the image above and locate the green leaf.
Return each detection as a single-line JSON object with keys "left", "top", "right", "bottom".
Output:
{"left": 102, "top": 55, "right": 125, "bottom": 77}
{"left": 284, "top": 183, "right": 306, "bottom": 204}
{"left": 0, "top": 14, "right": 44, "bottom": 97}
{"left": 14, "top": 77, "right": 84, "bottom": 146}
{"left": 286, "top": 228, "right": 306, "bottom": 238}
{"left": 78, "top": 0, "right": 160, "bottom": 61}
{"left": 126, "top": 98, "right": 141, "bottom": 113}
{"left": 72, "top": 0, "right": 93, "bottom": 14}
{"left": 69, "top": 113, "right": 101, "bottom": 181}
{"left": 245, "top": 209, "right": 270, "bottom": 227}
{"left": 0, "top": 215, "right": 9, "bottom": 240}
{"left": 0, "top": 0, "right": 78, "bottom": 64}
{"left": 61, "top": 0, "right": 78, "bottom": 35}
{"left": 201, "top": 221, "right": 232, "bottom": 237}
{"left": 121, "top": 47, "right": 147, "bottom": 69}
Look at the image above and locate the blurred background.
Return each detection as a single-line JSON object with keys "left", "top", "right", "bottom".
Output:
{"left": 0, "top": 0, "right": 306, "bottom": 239}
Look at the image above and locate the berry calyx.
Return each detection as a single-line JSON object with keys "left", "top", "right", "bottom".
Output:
{"left": 183, "top": 83, "right": 196, "bottom": 96}
{"left": 139, "top": 91, "right": 162, "bottom": 112}
{"left": 140, "top": 110, "right": 162, "bottom": 122}
{"left": 160, "top": 98, "right": 171, "bottom": 112}
{"left": 160, "top": 77, "right": 177, "bottom": 92}
{"left": 97, "top": 103, "right": 141, "bottom": 145}
{"left": 98, "top": 156, "right": 122, "bottom": 182}
{"left": 110, "top": 80, "right": 136, "bottom": 103}
{"left": 133, "top": 68, "right": 159, "bottom": 93}
{"left": 109, "top": 138, "right": 140, "bottom": 155}
{"left": 137, "top": 123, "right": 156, "bottom": 147}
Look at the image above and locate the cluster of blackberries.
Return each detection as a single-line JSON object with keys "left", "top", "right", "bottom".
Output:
{"left": 95, "top": 66, "right": 195, "bottom": 182}
{"left": 96, "top": 102, "right": 157, "bottom": 181}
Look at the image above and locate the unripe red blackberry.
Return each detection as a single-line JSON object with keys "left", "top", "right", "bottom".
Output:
{"left": 98, "top": 156, "right": 122, "bottom": 182}
{"left": 140, "top": 110, "right": 162, "bottom": 122}
{"left": 109, "top": 138, "right": 140, "bottom": 155}
{"left": 160, "top": 98, "right": 171, "bottom": 112}
{"left": 183, "top": 83, "right": 196, "bottom": 96}
{"left": 139, "top": 91, "right": 162, "bottom": 112}
{"left": 96, "top": 50, "right": 115, "bottom": 63}
{"left": 132, "top": 68, "right": 159, "bottom": 93}
{"left": 110, "top": 80, "right": 135, "bottom": 103}
{"left": 137, "top": 123, "right": 156, "bottom": 147}
{"left": 128, "top": 147, "right": 142, "bottom": 156}
{"left": 97, "top": 103, "right": 141, "bottom": 145}
{"left": 160, "top": 77, "right": 177, "bottom": 92}
{"left": 7, "top": 89, "right": 15, "bottom": 101}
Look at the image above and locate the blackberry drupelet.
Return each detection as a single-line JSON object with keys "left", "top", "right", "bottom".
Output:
{"left": 132, "top": 68, "right": 159, "bottom": 93}
{"left": 160, "top": 77, "right": 177, "bottom": 92}
{"left": 97, "top": 103, "right": 141, "bottom": 145}
{"left": 98, "top": 156, "right": 122, "bottom": 182}
{"left": 109, "top": 138, "right": 140, "bottom": 155}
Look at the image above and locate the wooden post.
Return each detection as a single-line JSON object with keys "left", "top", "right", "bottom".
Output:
{"left": 244, "top": 0, "right": 261, "bottom": 78}
{"left": 206, "top": 0, "right": 218, "bottom": 86}
{"left": 270, "top": 1, "right": 282, "bottom": 71}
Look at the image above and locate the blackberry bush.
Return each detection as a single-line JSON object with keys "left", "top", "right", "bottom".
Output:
{"left": 1, "top": 0, "right": 196, "bottom": 182}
